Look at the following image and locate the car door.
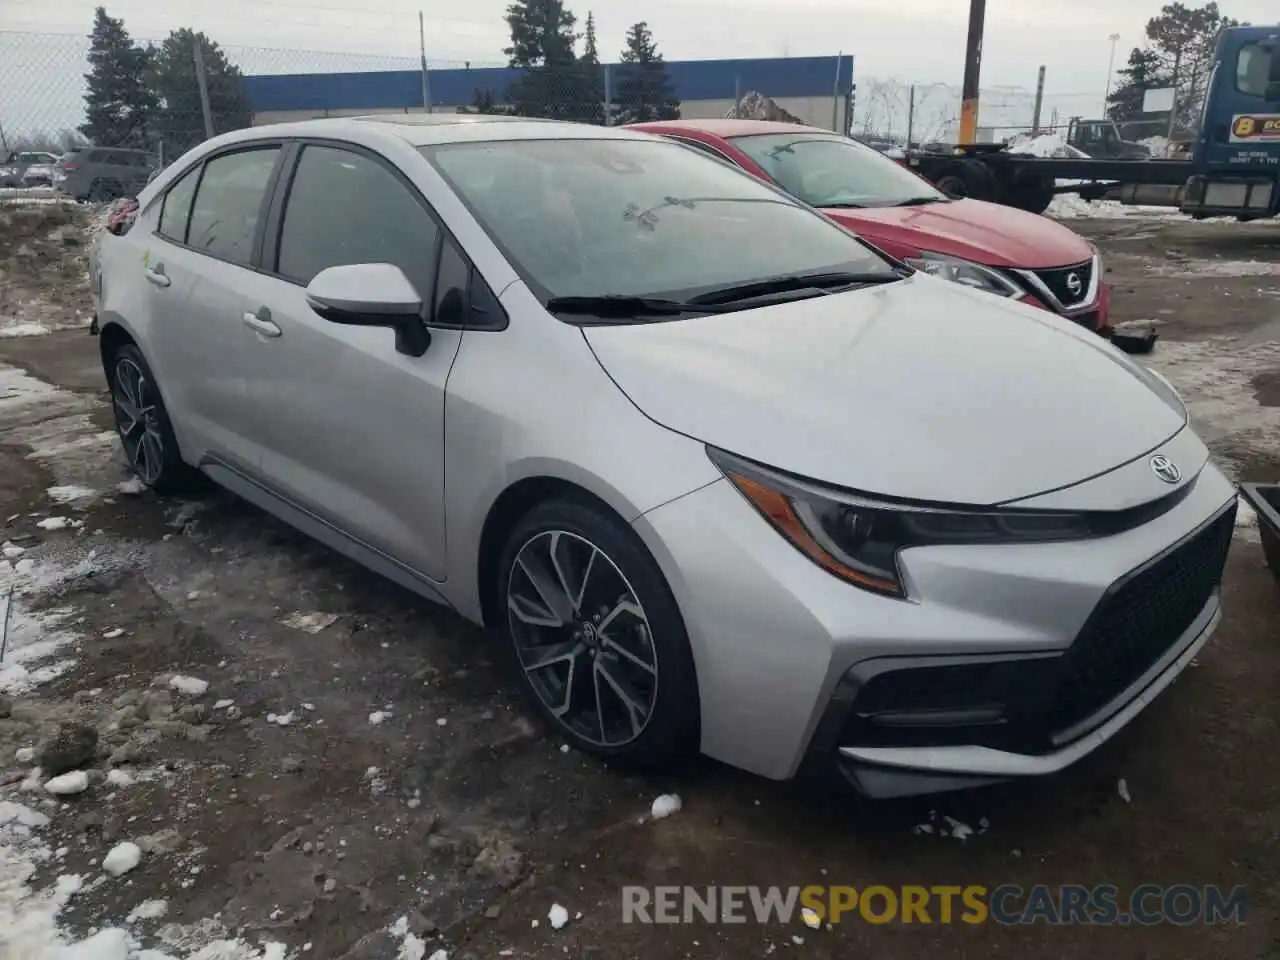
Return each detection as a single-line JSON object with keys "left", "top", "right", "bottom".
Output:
{"left": 235, "top": 141, "right": 468, "bottom": 581}
{"left": 142, "top": 144, "right": 284, "bottom": 472}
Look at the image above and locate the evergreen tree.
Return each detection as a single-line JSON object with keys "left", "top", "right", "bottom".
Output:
{"left": 1140, "top": 2, "right": 1237, "bottom": 129}
{"left": 80, "top": 7, "right": 156, "bottom": 148}
{"left": 1106, "top": 48, "right": 1170, "bottom": 121}
{"left": 615, "top": 22, "right": 679, "bottom": 123}
{"left": 572, "top": 11, "right": 606, "bottom": 125}
{"left": 150, "top": 29, "right": 252, "bottom": 155}
{"left": 502, "top": 0, "right": 581, "bottom": 119}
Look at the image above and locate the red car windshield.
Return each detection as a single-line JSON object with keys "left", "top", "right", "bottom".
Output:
{"left": 730, "top": 133, "right": 946, "bottom": 209}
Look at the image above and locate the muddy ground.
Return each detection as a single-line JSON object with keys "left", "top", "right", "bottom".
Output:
{"left": 0, "top": 205, "right": 1278, "bottom": 959}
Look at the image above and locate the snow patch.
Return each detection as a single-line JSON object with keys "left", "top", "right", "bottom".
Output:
{"left": 44, "top": 771, "right": 90, "bottom": 795}
{"left": 102, "top": 841, "right": 142, "bottom": 876}
{"left": 46, "top": 485, "right": 98, "bottom": 505}
{"left": 0, "top": 322, "right": 53, "bottom": 339}
{"left": 548, "top": 903, "right": 569, "bottom": 930}
{"left": 280, "top": 611, "right": 339, "bottom": 633}
{"left": 169, "top": 675, "right": 209, "bottom": 697}
{"left": 650, "top": 794, "right": 682, "bottom": 820}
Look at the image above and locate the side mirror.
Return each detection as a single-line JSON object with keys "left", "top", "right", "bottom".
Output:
{"left": 305, "top": 263, "right": 431, "bottom": 357}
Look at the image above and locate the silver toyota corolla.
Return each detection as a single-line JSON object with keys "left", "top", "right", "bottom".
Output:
{"left": 89, "top": 115, "right": 1237, "bottom": 798}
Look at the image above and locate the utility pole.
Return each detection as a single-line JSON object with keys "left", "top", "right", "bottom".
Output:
{"left": 192, "top": 34, "right": 215, "bottom": 140}
{"left": 958, "top": 0, "right": 986, "bottom": 144}
{"left": 419, "top": 12, "right": 433, "bottom": 114}
{"left": 1103, "top": 33, "right": 1121, "bottom": 115}
{"left": 1031, "top": 66, "right": 1045, "bottom": 134}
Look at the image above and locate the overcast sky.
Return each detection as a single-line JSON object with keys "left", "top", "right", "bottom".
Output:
{"left": 3, "top": 0, "right": 1274, "bottom": 91}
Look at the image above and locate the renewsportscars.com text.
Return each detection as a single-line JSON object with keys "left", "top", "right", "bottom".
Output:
{"left": 621, "top": 884, "right": 1247, "bottom": 926}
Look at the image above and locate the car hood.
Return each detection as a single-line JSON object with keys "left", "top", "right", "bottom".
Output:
{"left": 824, "top": 198, "right": 1091, "bottom": 269}
{"left": 583, "top": 277, "right": 1185, "bottom": 505}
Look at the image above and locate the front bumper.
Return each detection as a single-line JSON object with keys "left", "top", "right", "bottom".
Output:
{"left": 633, "top": 434, "right": 1236, "bottom": 792}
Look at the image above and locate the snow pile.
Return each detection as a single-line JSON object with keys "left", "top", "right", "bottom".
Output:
{"left": 1137, "top": 135, "right": 1174, "bottom": 158}
{"left": 0, "top": 323, "right": 53, "bottom": 339}
{"left": 1046, "top": 194, "right": 1188, "bottom": 220}
{"left": 1006, "top": 131, "right": 1089, "bottom": 159}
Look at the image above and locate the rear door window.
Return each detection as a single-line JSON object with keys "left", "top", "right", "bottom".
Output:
{"left": 186, "top": 147, "right": 280, "bottom": 266}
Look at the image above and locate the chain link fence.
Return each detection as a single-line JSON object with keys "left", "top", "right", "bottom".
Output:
{"left": 1, "top": 27, "right": 851, "bottom": 177}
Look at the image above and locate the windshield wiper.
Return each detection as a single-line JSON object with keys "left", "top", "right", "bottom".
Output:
{"left": 894, "top": 197, "right": 946, "bottom": 207}
{"left": 686, "top": 269, "right": 904, "bottom": 306}
{"left": 545, "top": 294, "right": 705, "bottom": 319}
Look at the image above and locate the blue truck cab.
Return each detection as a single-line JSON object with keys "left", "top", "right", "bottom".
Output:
{"left": 1183, "top": 24, "right": 1280, "bottom": 218}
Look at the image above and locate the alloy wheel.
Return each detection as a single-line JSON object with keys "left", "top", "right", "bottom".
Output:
{"left": 111, "top": 356, "right": 164, "bottom": 486}
{"left": 506, "top": 529, "right": 659, "bottom": 747}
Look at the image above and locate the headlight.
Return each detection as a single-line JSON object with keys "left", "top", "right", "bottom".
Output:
{"left": 708, "top": 448, "right": 1093, "bottom": 599}
{"left": 903, "top": 252, "right": 1023, "bottom": 298}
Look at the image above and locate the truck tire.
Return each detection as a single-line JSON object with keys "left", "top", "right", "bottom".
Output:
{"left": 1008, "top": 169, "right": 1055, "bottom": 215}
{"left": 934, "top": 159, "right": 999, "bottom": 203}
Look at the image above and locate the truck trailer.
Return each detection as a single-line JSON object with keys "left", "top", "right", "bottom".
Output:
{"left": 905, "top": 25, "right": 1280, "bottom": 221}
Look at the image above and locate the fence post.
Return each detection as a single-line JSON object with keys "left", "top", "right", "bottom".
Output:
{"left": 906, "top": 84, "right": 915, "bottom": 147}
{"left": 603, "top": 64, "right": 613, "bottom": 126}
{"left": 192, "top": 35, "right": 215, "bottom": 141}
{"left": 831, "top": 53, "right": 842, "bottom": 132}
{"left": 419, "top": 12, "right": 433, "bottom": 114}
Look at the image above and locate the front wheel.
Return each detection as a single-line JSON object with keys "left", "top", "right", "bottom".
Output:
{"left": 108, "top": 344, "right": 190, "bottom": 493}
{"left": 497, "top": 499, "right": 700, "bottom": 767}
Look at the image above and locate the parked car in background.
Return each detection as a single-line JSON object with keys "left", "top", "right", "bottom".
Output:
{"left": 91, "top": 115, "right": 1232, "bottom": 798}
{"left": 55, "top": 146, "right": 158, "bottom": 202}
{"left": 0, "top": 150, "right": 60, "bottom": 187}
{"left": 628, "top": 118, "right": 1112, "bottom": 336}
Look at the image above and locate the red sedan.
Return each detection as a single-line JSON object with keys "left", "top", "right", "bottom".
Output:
{"left": 626, "top": 119, "right": 1111, "bottom": 336}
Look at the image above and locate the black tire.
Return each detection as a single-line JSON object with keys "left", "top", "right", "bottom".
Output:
{"left": 87, "top": 180, "right": 109, "bottom": 203}
{"left": 935, "top": 158, "right": 1000, "bottom": 203}
{"left": 1007, "top": 170, "right": 1055, "bottom": 215}
{"left": 496, "top": 498, "right": 700, "bottom": 768}
{"left": 106, "top": 343, "right": 191, "bottom": 494}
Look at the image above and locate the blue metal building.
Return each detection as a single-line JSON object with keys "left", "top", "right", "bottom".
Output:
{"left": 244, "top": 54, "right": 855, "bottom": 131}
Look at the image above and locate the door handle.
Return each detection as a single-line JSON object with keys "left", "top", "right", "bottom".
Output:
{"left": 143, "top": 265, "right": 170, "bottom": 288}
{"left": 242, "top": 307, "right": 281, "bottom": 338}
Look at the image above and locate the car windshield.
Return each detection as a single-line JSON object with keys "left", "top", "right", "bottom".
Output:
{"left": 729, "top": 133, "right": 946, "bottom": 209}
{"left": 423, "top": 137, "right": 894, "bottom": 304}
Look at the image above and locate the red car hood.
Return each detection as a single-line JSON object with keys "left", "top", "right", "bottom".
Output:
{"left": 824, "top": 198, "right": 1091, "bottom": 269}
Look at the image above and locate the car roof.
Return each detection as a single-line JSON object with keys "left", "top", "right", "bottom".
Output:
{"left": 210, "top": 114, "right": 662, "bottom": 149}
{"left": 626, "top": 118, "right": 835, "bottom": 139}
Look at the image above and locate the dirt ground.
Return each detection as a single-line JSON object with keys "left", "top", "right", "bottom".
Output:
{"left": 0, "top": 204, "right": 1278, "bottom": 959}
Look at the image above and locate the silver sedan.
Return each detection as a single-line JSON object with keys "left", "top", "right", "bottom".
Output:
{"left": 89, "top": 115, "right": 1237, "bottom": 797}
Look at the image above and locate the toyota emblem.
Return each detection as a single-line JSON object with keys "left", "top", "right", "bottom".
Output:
{"left": 1150, "top": 454, "right": 1181, "bottom": 484}
{"left": 1065, "top": 272, "right": 1083, "bottom": 296}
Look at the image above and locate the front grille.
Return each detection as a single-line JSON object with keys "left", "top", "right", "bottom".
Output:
{"left": 831, "top": 504, "right": 1235, "bottom": 757}
{"left": 1033, "top": 259, "right": 1094, "bottom": 309}
{"left": 1044, "top": 505, "right": 1235, "bottom": 733}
